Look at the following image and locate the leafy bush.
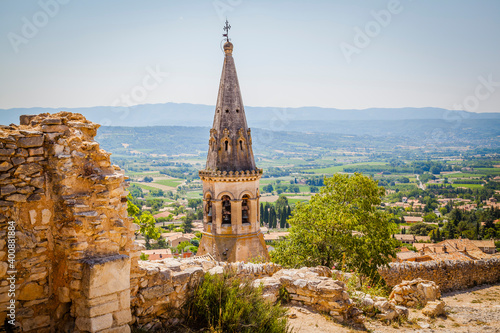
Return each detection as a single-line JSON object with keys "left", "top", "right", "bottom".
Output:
{"left": 183, "top": 273, "right": 291, "bottom": 333}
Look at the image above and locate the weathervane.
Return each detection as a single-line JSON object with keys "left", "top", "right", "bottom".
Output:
{"left": 223, "top": 19, "right": 231, "bottom": 42}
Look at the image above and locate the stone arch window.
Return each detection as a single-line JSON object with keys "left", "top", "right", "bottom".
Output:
{"left": 225, "top": 140, "right": 229, "bottom": 151}
{"left": 205, "top": 195, "right": 212, "bottom": 223}
{"left": 225, "top": 109, "right": 229, "bottom": 113}
{"left": 242, "top": 194, "right": 250, "bottom": 224}
{"left": 236, "top": 109, "right": 239, "bottom": 113}
{"left": 221, "top": 195, "right": 231, "bottom": 225}
{"left": 239, "top": 140, "right": 243, "bottom": 150}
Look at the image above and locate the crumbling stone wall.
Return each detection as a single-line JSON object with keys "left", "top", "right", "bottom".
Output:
{"left": 130, "top": 259, "right": 361, "bottom": 330}
{"left": 130, "top": 259, "right": 281, "bottom": 330}
{"left": 0, "top": 113, "right": 140, "bottom": 332}
{"left": 379, "top": 258, "right": 500, "bottom": 292}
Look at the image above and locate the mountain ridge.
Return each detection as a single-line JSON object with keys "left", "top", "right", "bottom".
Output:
{"left": 1, "top": 103, "right": 499, "bottom": 129}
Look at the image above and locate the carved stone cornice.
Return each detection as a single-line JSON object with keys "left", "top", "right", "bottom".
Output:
{"left": 199, "top": 168, "right": 263, "bottom": 182}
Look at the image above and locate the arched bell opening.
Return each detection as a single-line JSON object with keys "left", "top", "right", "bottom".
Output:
{"left": 221, "top": 195, "right": 232, "bottom": 226}
{"left": 205, "top": 194, "right": 212, "bottom": 224}
{"left": 242, "top": 194, "right": 250, "bottom": 225}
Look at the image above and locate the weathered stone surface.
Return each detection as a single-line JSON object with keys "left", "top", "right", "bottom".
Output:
{"left": 21, "top": 315, "right": 50, "bottom": 331}
{"left": 389, "top": 278, "right": 440, "bottom": 307}
{"left": 0, "top": 184, "right": 16, "bottom": 195}
{"left": 0, "top": 161, "right": 13, "bottom": 172}
{"left": 99, "top": 325, "right": 131, "bottom": 333}
{"left": 112, "top": 309, "right": 132, "bottom": 326}
{"left": 82, "top": 255, "right": 131, "bottom": 298}
{"left": 28, "top": 147, "right": 44, "bottom": 156}
{"left": 18, "top": 282, "right": 44, "bottom": 300}
{"left": 41, "top": 209, "right": 51, "bottom": 224}
{"left": 11, "top": 156, "right": 25, "bottom": 165}
{"left": 0, "top": 148, "right": 15, "bottom": 156}
{"left": 14, "top": 163, "right": 43, "bottom": 176}
{"left": 42, "top": 124, "right": 69, "bottom": 133}
{"left": 0, "top": 262, "right": 8, "bottom": 278}
{"left": 75, "top": 313, "right": 113, "bottom": 332}
{"left": 30, "top": 175, "right": 45, "bottom": 188}
{"left": 17, "top": 136, "right": 44, "bottom": 148}
{"left": 5, "top": 193, "right": 28, "bottom": 202}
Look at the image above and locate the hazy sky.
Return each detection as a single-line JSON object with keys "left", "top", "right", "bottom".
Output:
{"left": 0, "top": 0, "right": 499, "bottom": 112}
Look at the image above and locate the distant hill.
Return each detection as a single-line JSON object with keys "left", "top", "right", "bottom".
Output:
{"left": 1, "top": 103, "right": 499, "bottom": 127}
{"left": 2, "top": 103, "right": 500, "bottom": 142}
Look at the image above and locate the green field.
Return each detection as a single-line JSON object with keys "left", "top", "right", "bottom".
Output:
{"left": 126, "top": 171, "right": 161, "bottom": 177}
{"left": 451, "top": 183, "right": 484, "bottom": 189}
{"left": 186, "top": 191, "right": 203, "bottom": 198}
{"left": 131, "top": 183, "right": 160, "bottom": 191}
{"left": 444, "top": 173, "right": 483, "bottom": 178}
{"left": 474, "top": 168, "right": 500, "bottom": 174}
{"left": 288, "top": 198, "right": 310, "bottom": 205}
{"left": 310, "top": 162, "right": 387, "bottom": 174}
{"left": 154, "top": 179, "right": 184, "bottom": 187}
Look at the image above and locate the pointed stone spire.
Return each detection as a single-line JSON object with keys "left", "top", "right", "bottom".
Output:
{"left": 204, "top": 25, "right": 256, "bottom": 172}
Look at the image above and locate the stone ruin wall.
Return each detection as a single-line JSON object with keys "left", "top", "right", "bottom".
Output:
{"left": 0, "top": 112, "right": 141, "bottom": 332}
{"left": 1, "top": 112, "right": 500, "bottom": 332}
{"left": 379, "top": 258, "right": 500, "bottom": 293}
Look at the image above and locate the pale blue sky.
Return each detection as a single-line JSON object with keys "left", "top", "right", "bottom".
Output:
{"left": 0, "top": 0, "right": 499, "bottom": 112}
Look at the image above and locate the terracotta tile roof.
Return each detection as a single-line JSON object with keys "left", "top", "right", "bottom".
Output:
{"left": 263, "top": 232, "right": 289, "bottom": 241}
{"left": 471, "top": 240, "right": 495, "bottom": 248}
{"left": 403, "top": 216, "right": 423, "bottom": 223}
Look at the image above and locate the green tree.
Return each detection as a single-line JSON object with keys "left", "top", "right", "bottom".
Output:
{"left": 260, "top": 203, "right": 264, "bottom": 226}
{"left": 127, "top": 197, "right": 161, "bottom": 241}
{"left": 188, "top": 198, "right": 202, "bottom": 210}
{"left": 183, "top": 212, "right": 195, "bottom": 233}
{"left": 271, "top": 173, "right": 398, "bottom": 281}
{"left": 269, "top": 206, "right": 277, "bottom": 229}
{"left": 408, "top": 222, "right": 437, "bottom": 236}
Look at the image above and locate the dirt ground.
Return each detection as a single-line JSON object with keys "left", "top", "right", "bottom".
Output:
{"left": 286, "top": 283, "right": 500, "bottom": 333}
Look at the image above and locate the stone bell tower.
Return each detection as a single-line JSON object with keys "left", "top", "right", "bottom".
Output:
{"left": 197, "top": 20, "right": 269, "bottom": 262}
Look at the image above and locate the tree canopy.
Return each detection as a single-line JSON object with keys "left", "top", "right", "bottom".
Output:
{"left": 271, "top": 173, "right": 398, "bottom": 280}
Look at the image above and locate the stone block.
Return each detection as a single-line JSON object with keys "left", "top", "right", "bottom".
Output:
{"left": 0, "top": 161, "right": 13, "bottom": 172}
{"left": 58, "top": 287, "right": 71, "bottom": 303}
{"left": 75, "top": 313, "right": 113, "bottom": 332}
{"left": 14, "top": 163, "right": 43, "bottom": 176}
{"left": 0, "top": 149, "right": 14, "bottom": 156}
{"left": 20, "top": 115, "right": 36, "bottom": 125}
{"left": 29, "top": 147, "right": 44, "bottom": 156}
{"left": 41, "top": 118, "right": 62, "bottom": 125}
{"left": 11, "top": 156, "right": 25, "bottom": 166}
{"left": 77, "top": 299, "right": 119, "bottom": 317}
{"left": 81, "top": 255, "right": 130, "bottom": 298}
{"left": 422, "top": 300, "right": 445, "bottom": 317}
{"left": 18, "top": 136, "right": 44, "bottom": 148}
{"left": 41, "top": 209, "right": 51, "bottom": 224}
{"left": 30, "top": 176, "right": 45, "bottom": 188}
{"left": 42, "top": 124, "right": 69, "bottom": 133}
{"left": 0, "top": 184, "right": 16, "bottom": 196}
{"left": 113, "top": 309, "right": 132, "bottom": 326}
{"left": 99, "top": 324, "right": 131, "bottom": 333}
{"left": 118, "top": 289, "right": 131, "bottom": 310}
{"left": 5, "top": 193, "right": 27, "bottom": 202}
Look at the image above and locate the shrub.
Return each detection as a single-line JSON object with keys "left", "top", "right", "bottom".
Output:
{"left": 183, "top": 272, "right": 291, "bottom": 333}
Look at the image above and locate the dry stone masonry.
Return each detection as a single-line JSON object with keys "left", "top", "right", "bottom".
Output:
{"left": 0, "top": 113, "right": 139, "bottom": 332}
{"left": 379, "top": 258, "right": 500, "bottom": 292}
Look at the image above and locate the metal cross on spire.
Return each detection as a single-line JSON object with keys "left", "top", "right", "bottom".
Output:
{"left": 223, "top": 19, "right": 231, "bottom": 42}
